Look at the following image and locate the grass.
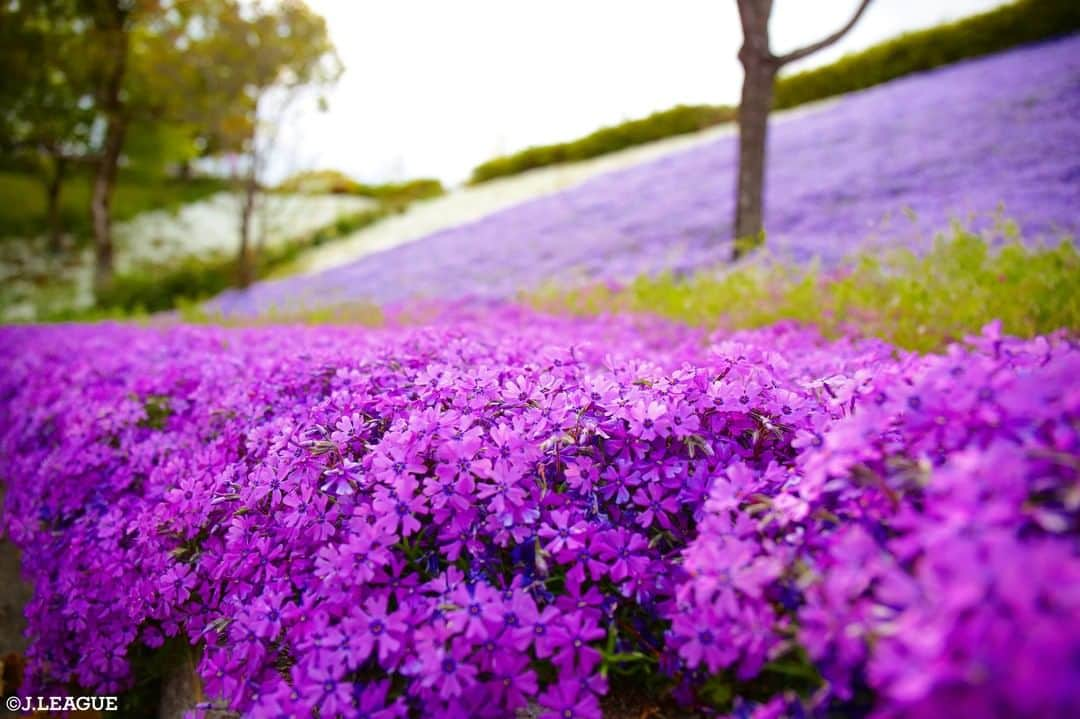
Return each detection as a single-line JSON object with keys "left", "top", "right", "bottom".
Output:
{"left": 0, "top": 168, "right": 229, "bottom": 242}
{"left": 528, "top": 227, "right": 1080, "bottom": 352}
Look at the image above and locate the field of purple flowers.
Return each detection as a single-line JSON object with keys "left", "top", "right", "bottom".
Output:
{"left": 213, "top": 36, "right": 1080, "bottom": 315}
{"left": 2, "top": 309, "right": 1078, "bottom": 718}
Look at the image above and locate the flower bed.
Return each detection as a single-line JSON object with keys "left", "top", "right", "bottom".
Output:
{"left": 1, "top": 309, "right": 1077, "bottom": 718}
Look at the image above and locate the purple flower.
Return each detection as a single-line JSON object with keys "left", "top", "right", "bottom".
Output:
{"left": 550, "top": 611, "right": 605, "bottom": 672}
{"left": 628, "top": 400, "right": 669, "bottom": 441}
{"left": 352, "top": 594, "right": 404, "bottom": 665}
{"left": 631, "top": 482, "right": 679, "bottom": 529}
{"left": 419, "top": 640, "right": 479, "bottom": 700}
{"left": 3, "top": 304, "right": 1079, "bottom": 718}
{"left": 539, "top": 679, "right": 602, "bottom": 719}
{"left": 539, "top": 510, "right": 588, "bottom": 554}
{"left": 487, "top": 653, "right": 538, "bottom": 711}
{"left": 448, "top": 581, "right": 502, "bottom": 641}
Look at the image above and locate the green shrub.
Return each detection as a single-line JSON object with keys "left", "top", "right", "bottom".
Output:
{"left": 773, "top": 0, "right": 1080, "bottom": 109}
{"left": 530, "top": 229, "right": 1080, "bottom": 353}
{"left": 353, "top": 178, "right": 445, "bottom": 208}
{"left": 93, "top": 254, "right": 237, "bottom": 314}
{"left": 469, "top": 105, "right": 736, "bottom": 184}
{"left": 275, "top": 169, "right": 361, "bottom": 195}
{"left": 276, "top": 170, "right": 445, "bottom": 208}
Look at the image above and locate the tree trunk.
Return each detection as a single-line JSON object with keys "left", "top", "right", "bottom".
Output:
{"left": 237, "top": 164, "right": 258, "bottom": 288}
{"left": 158, "top": 641, "right": 203, "bottom": 719}
{"left": 92, "top": 115, "right": 126, "bottom": 293}
{"left": 90, "top": 8, "right": 129, "bottom": 295}
{"left": 731, "top": 0, "right": 872, "bottom": 260}
{"left": 45, "top": 155, "right": 67, "bottom": 254}
{"left": 733, "top": 55, "right": 777, "bottom": 258}
{"left": 732, "top": 0, "right": 778, "bottom": 260}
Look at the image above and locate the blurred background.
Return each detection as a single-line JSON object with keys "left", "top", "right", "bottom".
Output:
{"left": 0, "top": 0, "right": 1075, "bottom": 322}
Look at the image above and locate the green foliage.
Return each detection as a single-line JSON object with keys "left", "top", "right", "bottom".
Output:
{"left": 700, "top": 648, "right": 823, "bottom": 712}
{"left": 0, "top": 0, "right": 95, "bottom": 158}
{"left": 0, "top": 0, "right": 342, "bottom": 251}
{"left": 277, "top": 170, "right": 445, "bottom": 208}
{"left": 122, "top": 121, "right": 202, "bottom": 177}
{"left": 0, "top": 168, "right": 228, "bottom": 240}
{"left": 87, "top": 207, "right": 387, "bottom": 315}
{"left": 773, "top": 0, "right": 1080, "bottom": 110}
{"left": 93, "top": 254, "right": 237, "bottom": 315}
{"left": 531, "top": 229, "right": 1080, "bottom": 352}
{"left": 191, "top": 0, "right": 342, "bottom": 157}
{"left": 113, "top": 635, "right": 198, "bottom": 719}
{"left": 354, "top": 179, "right": 446, "bottom": 209}
{"left": 469, "top": 105, "right": 735, "bottom": 184}
{"left": 137, "top": 394, "right": 173, "bottom": 430}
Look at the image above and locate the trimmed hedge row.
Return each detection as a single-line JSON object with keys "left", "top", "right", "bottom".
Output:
{"left": 468, "top": 104, "right": 735, "bottom": 184}
{"left": 469, "top": 0, "right": 1080, "bottom": 184}
{"left": 773, "top": 0, "right": 1080, "bottom": 109}
{"left": 277, "top": 170, "right": 445, "bottom": 208}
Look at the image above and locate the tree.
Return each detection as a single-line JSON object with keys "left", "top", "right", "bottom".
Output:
{"left": 80, "top": 0, "right": 246, "bottom": 293}
{"left": 84, "top": 0, "right": 133, "bottom": 292}
{"left": 1, "top": 0, "right": 334, "bottom": 295}
{"left": 196, "top": 0, "right": 341, "bottom": 287}
{"left": 0, "top": 0, "right": 95, "bottom": 252}
{"left": 732, "top": 0, "right": 873, "bottom": 259}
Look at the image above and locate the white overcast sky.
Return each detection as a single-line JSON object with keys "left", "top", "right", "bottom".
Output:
{"left": 272, "top": 0, "right": 1008, "bottom": 186}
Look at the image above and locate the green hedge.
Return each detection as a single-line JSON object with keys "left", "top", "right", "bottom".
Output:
{"left": 353, "top": 178, "right": 445, "bottom": 208}
{"left": 468, "top": 105, "right": 735, "bottom": 184}
{"left": 469, "top": 0, "right": 1079, "bottom": 185}
{"left": 773, "top": 0, "right": 1080, "bottom": 109}
{"left": 276, "top": 170, "right": 444, "bottom": 208}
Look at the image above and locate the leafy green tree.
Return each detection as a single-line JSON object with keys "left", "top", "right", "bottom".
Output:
{"left": 0, "top": 0, "right": 95, "bottom": 251}
{"left": 2, "top": 0, "right": 338, "bottom": 294}
{"left": 79, "top": 0, "right": 218, "bottom": 292}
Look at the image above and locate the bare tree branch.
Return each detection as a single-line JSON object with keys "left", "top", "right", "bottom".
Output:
{"left": 774, "top": 0, "right": 873, "bottom": 66}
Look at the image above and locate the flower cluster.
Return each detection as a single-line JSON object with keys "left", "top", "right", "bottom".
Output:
{"left": 1, "top": 310, "right": 1076, "bottom": 719}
